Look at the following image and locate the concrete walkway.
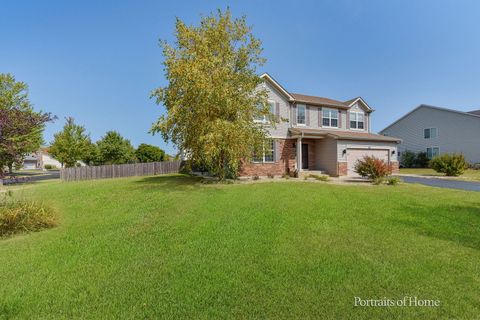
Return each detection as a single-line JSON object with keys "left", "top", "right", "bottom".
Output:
{"left": 401, "top": 175, "right": 480, "bottom": 192}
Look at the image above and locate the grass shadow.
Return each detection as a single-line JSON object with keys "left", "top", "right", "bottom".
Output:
{"left": 390, "top": 202, "right": 480, "bottom": 250}
{"left": 133, "top": 174, "right": 205, "bottom": 191}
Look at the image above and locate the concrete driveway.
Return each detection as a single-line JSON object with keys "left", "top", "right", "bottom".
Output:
{"left": 401, "top": 176, "right": 480, "bottom": 192}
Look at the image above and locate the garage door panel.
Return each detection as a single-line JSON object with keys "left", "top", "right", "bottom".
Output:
{"left": 346, "top": 149, "right": 389, "bottom": 177}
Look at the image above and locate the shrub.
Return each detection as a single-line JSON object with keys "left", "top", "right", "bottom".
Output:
{"left": 429, "top": 153, "right": 468, "bottom": 176}
{"left": 400, "top": 150, "right": 416, "bottom": 168}
{"left": 354, "top": 156, "right": 392, "bottom": 181}
{"left": 415, "top": 152, "right": 430, "bottom": 168}
{"left": 0, "top": 194, "right": 57, "bottom": 237}
{"left": 400, "top": 150, "right": 429, "bottom": 168}
{"left": 44, "top": 164, "right": 57, "bottom": 170}
{"left": 267, "top": 173, "right": 275, "bottom": 179}
{"left": 386, "top": 176, "right": 401, "bottom": 185}
{"left": 252, "top": 175, "right": 259, "bottom": 180}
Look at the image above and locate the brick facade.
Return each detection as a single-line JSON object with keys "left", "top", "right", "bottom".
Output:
{"left": 337, "top": 162, "right": 347, "bottom": 176}
{"left": 391, "top": 161, "right": 399, "bottom": 174}
{"left": 239, "top": 139, "right": 296, "bottom": 176}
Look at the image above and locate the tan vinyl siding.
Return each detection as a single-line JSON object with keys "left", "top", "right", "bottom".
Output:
{"left": 381, "top": 106, "right": 480, "bottom": 163}
{"left": 263, "top": 82, "right": 291, "bottom": 138}
{"left": 315, "top": 137, "right": 338, "bottom": 175}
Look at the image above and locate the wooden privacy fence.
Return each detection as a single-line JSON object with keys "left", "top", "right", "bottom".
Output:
{"left": 60, "top": 161, "right": 182, "bottom": 182}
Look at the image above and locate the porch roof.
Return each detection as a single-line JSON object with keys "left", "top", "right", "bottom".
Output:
{"left": 289, "top": 128, "right": 401, "bottom": 143}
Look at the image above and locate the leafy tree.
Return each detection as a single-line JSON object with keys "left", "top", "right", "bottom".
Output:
{"left": 49, "top": 117, "right": 90, "bottom": 168}
{"left": 151, "top": 9, "right": 275, "bottom": 180}
{"left": 0, "top": 73, "right": 55, "bottom": 177}
{"left": 97, "top": 131, "right": 136, "bottom": 164}
{"left": 81, "top": 139, "right": 101, "bottom": 166}
{"left": 135, "top": 144, "right": 165, "bottom": 163}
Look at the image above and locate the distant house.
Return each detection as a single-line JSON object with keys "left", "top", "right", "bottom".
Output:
{"left": 380, "top": 104, "right": 480, "bottom": 164}
{"left": 22, "top": 154, "right": 39, "bottom": 170}
{"left": 239, "top": 73, "right": 401, "bottom": 177}
{"left": 19, "top": 148, "right": 62, "bottom": 170}
{"left": 37, "top": 148, "right": 63, "bottom": 169}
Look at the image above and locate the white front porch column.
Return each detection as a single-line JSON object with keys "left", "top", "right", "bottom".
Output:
{"left": 296, "top": 137, "right": 303, "bottom": 172}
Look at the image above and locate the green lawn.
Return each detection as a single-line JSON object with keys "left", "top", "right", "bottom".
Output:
{"left": 399, "top": 168, "right": 480, "bottom": 181}
{"left": 1, "top": 175, "right": 479, "bottom": 319}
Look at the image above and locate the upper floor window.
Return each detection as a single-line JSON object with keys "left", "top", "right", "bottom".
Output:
{"left": 322, "top": 108, "right": 338, "bottom": 127}
{"left": 426, "top": 147, "right": 439, "bottom": 159}
{"left": 254, "top": 101, "right": 275, "bottom": 123}
{"left": 424, "top": 128, "right": 437, "bottom": 139}
{"left": 252, "top": 139, "right": 275, "bottom": 163}
{"left": 297, "top": 104, "right": 306, "bottom": 125}
{"left": 350, "top": 112, "right": 364, "bottom": 129}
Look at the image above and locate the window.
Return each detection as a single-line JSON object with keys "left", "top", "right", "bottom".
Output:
{"left": 253, "top": 139, "right": 275, "bottom": 163}
{"left": 322, "top": 108, "right": 339, "bottom": 127}
{"left": 424, "top": 128, "right": 437, "bottom": 139}
{"left": 254, "top": 101, "right": 275, "bottom": 123}
{"left": 426, "top": 147, "right": 439, "bottom": 159}
{"left": 297, "top": 104, "right": 306, "bottom": 125}
{"left": 349, "top": 112, "right": 365, "bottom": 129}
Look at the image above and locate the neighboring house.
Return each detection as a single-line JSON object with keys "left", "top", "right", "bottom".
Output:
{"left": 19, "top": 148, "right": 63, "bottom": 170}
{"left": 37, "top": 148, "right": 63, "bottom": 169}
{"left": 240, "top": 73, "right": 400, "bottom": 177}
{"left": 380, "top": 104, "right": 480, "bottom": 164}
{"left": 22, "top": 154, "right": 39, "bottom": 170}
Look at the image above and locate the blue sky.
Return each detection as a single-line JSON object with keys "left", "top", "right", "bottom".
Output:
{"left": 2, "top": 0, "right": 480, "bottom": 155}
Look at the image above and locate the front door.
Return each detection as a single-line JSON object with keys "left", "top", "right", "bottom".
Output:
{"left": 302, "top": 144, "right": 309, "bottom": 169}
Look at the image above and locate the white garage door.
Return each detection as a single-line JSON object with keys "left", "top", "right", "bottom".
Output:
{"left": 346, "top": 149, "right": 389, "bottom": 177}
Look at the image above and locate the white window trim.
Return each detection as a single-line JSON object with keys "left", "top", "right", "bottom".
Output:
{"left": 423, "top": 127, "right": 438, "bottom": 139}
{"left": 349, "top": 111, "right": 365, "bottom": 131}
{"left": 296, "top": 104, "right": 306, "bottom": 126}
{"left": 426, "top": 146, "right": 440, "bottom": 159}
{"left": 322, "top": 108, "right": 339, "bottom": 128}
{"left": 254, "top": 100, "right": 276, "bottom": 124}
{"left": 252, "top": 140, "right": 275, "bottom": 163}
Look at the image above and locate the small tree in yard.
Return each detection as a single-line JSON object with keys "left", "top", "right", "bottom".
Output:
{"left": 151, "top": 9, "right": 275, "bottom": 180}
{"left": 354, "top": 156, "right": 392, "bottom": 184}
{"left": 97, "top": 131, "right": 136, "bottom": 165}
{"left": 49, "top": 117, "right": 91, "bottom": 168}
{"left": 430, "top": 153, "right": 468, "bottom": 176}
{"left": 135, "top": 144, "right": 165, "bottom": 163}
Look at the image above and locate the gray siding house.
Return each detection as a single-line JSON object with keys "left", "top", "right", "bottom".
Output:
{"left": 380, "top": 104, "right": 480, "bottom": 164}
{"left": 240, "top": 73, "right": 401, "bottom": 177}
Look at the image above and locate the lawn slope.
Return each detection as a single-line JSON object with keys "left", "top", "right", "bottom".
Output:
{"left": 1, "top": 175, "right": 479, "bottom": 319}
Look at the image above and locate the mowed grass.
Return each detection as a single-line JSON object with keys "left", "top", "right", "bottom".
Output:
{"left": 400, "top": 168, "right": 480, "bottom": 181}
{"left": 1, "top": 175, "right": 479, "bottom": 319}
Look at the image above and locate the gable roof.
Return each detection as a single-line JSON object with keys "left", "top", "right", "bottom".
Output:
{"left": 467, "top": 109, "right": 480, "bottom": 116}
{"left": 260, "top": 73, "right": 294, "bottom": 101}
{"left": 260, "top": 73, "right": 372, "bottom": 111}
{"left": 380, "top": 104, "right": 480, "bottom": 133}
{"left": 290, "top": 93, "right": 349, "bottom": 109}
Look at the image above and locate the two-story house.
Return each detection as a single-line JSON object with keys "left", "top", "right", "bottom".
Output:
{"left": 380, "top": 104, "right": 480, "bottom": 164}
{"left": 240, "top": 73, "right": 400, "bottom": 177}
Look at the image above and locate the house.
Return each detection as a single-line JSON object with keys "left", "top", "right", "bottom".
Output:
{"left": 37, "top": 148, "right": 62, "bottom": 169}
{"left": 19, "top": 148, "right": 62, "bottom": 170}
{"left": 240, "top": 73, "right": 401, "bottom": 177}
{"left": 380, "top": 104, "right": 480, "bottom": 164}
{"left": 22, "top": 154, "right": 39, "bottom": 170}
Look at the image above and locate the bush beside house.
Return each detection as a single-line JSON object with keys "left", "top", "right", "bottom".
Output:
{"left": 430, "top": 153, "right": 468, "bottom": 176}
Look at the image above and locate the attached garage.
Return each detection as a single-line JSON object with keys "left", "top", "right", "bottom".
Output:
{"left": 346, "top": 148, "right": 390, "bottom": 177}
